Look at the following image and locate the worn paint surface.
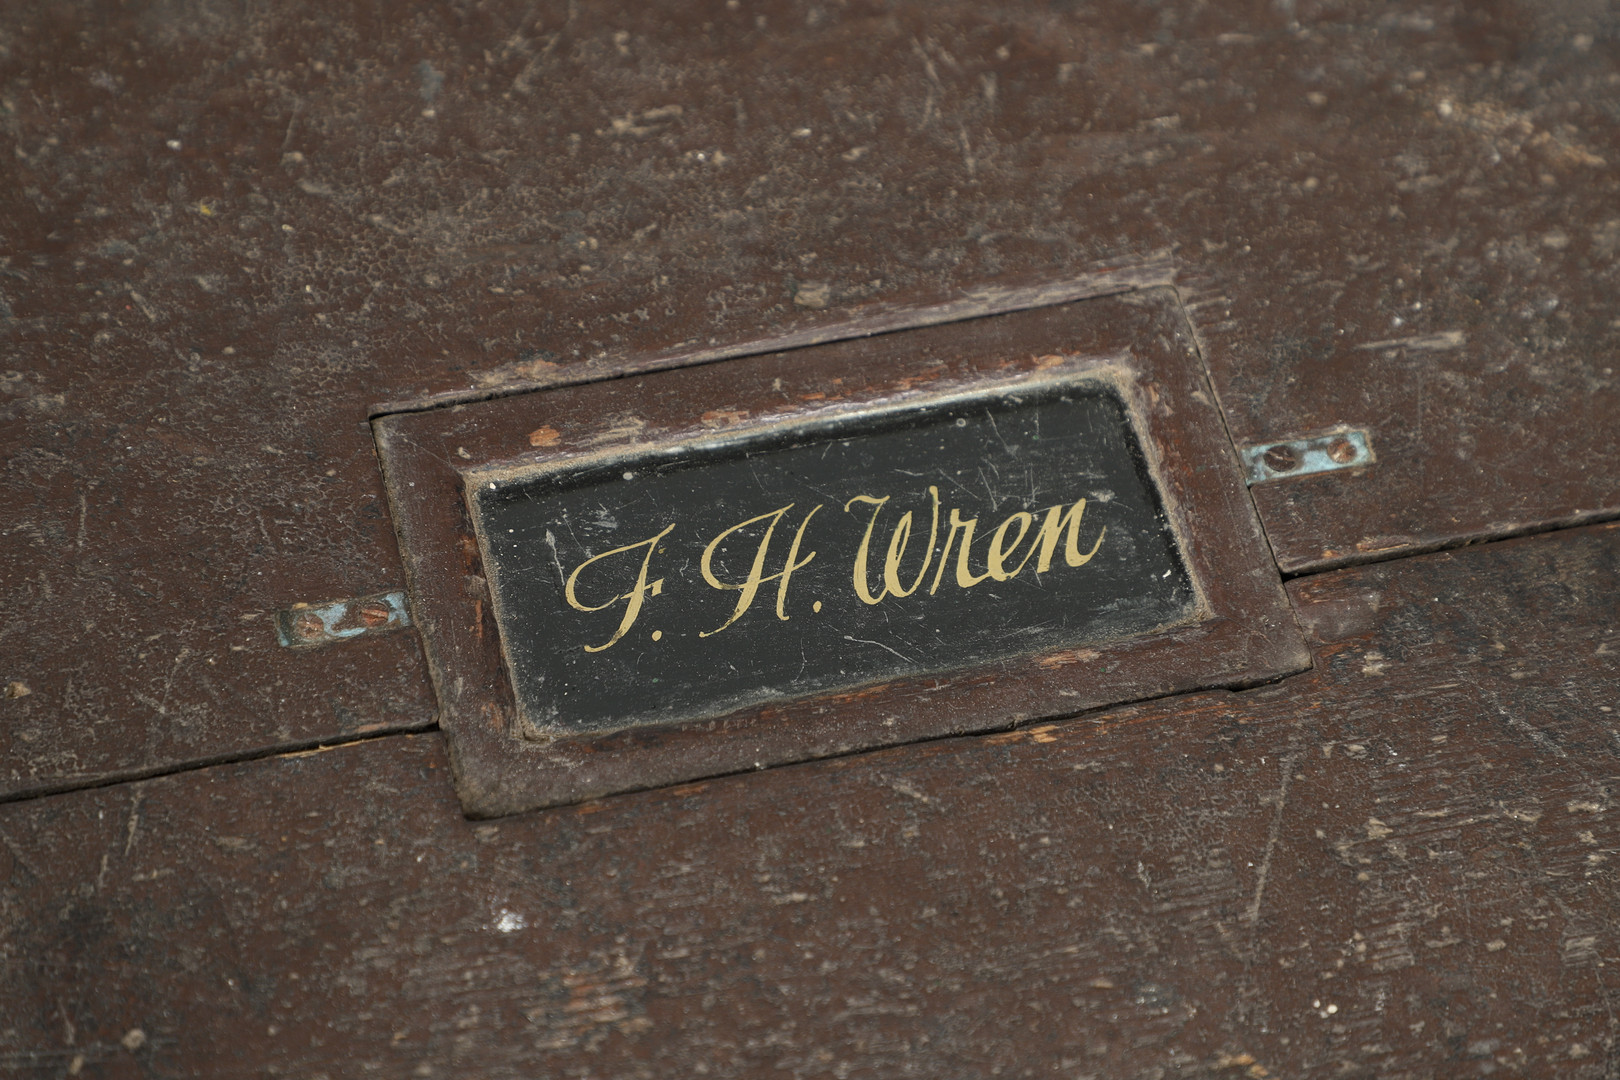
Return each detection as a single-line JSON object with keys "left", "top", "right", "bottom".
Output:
{"left": 0, "top": 0, "right": 1618, "bottom": 1072}
{"left": 1, "top": 0, "right": 1616, "bottom": 792}
{"left": 1, "top": 523, "right": 1616, "bottom": 1076}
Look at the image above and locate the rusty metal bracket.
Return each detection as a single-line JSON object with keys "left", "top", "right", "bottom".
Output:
{"left": 1241, "top": 429, "right": 1374, "bottom": 486}
{"left": 275, "top": 590, "right": 412, "bottom": 649}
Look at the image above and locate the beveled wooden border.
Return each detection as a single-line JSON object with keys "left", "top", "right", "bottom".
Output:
{"left": 374, "top": 285, "right": 1307, "bottom": 817}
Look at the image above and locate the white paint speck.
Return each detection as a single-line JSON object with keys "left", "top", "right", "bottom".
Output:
{"left": 494, "top": 909, "right": 526, "bottom": 933}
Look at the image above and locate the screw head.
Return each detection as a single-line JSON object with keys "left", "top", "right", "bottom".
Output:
{"left": 294, "top": 611, "right": 326, "bottom": 639}
{"left": 1327, "top": 438, "right": 1359, "bottom": 464}
{"left": 357, "top": 602, "right": 392, "bottom": 628}
{"left": 1262, "top": 444, "right": 1300, "bottom": 473}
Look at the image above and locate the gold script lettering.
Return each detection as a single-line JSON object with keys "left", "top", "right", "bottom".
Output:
{"left": 564, "top": 524, "right": 675, "bottom": 653}
{"left": 987, "top": 511, "right": 1033, "bottom": 581}
{"left": 775, "top": 506, "right": 822, "bottom": 620}
{"left": 846, "top": 488, "right": 940, "bottom": 604}
{"left": 699, "top": 503, "right": 822, "bottom": 637}
{"left": 884, "top": 485, "right": 940, "bottom": 599}
{"left": 844, "top": 494, "right": 890, "bottom": 606}
{"left": 931, "top": 498, "right": 1106, "bottom": 592}
{"left": 932, "top": 508, "right": 992, "bottom": 590}
{"left": 1028, "top": 498, "right": 1106, "bottom": 573}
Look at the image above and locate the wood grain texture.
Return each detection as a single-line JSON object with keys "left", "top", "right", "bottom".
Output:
{"left": 4, "top": 522, "right": 1615, "bottom": 1078}
{"left": 1177, "top": 5, "right": 1620, "bottom": 570}
{"left": 4, "top": 0, "right": 1617, "bottom": 793}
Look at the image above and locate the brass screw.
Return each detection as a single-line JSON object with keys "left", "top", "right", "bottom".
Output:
{"left": 1262, "top": 444, "right": 1300, "bottom": 473}
{"left": 294, "top": 611, "right": 326, "bottom": 640}
{"left": 1327, "top": 438, "right": 1359, "bottom": 464}
{"left": 357, "top": 602, "right": 393, "bottom": 628}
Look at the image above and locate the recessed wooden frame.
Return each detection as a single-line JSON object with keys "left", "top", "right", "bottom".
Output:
{"left": 374, "top": 286, "right": 1307, "bottom": 818}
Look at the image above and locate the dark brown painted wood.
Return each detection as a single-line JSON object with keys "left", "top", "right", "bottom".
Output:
{"left": 3, "top": 522, "right": 1615, "bottom": 1077}
{"left": 3, "top": 0, "right": 1617, "bottom": 793}
{"left": 3, "top": 2, "right": 1618, "bottom": 1070}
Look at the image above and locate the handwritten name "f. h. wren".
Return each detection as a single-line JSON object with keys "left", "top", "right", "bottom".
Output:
{"left": 561, "top": 489, "right": 1106, "bottom": 652}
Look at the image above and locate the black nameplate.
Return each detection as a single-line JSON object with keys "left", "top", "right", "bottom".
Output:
{"left": 470, "top": 379, "right": 1195, "bottom": 736}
